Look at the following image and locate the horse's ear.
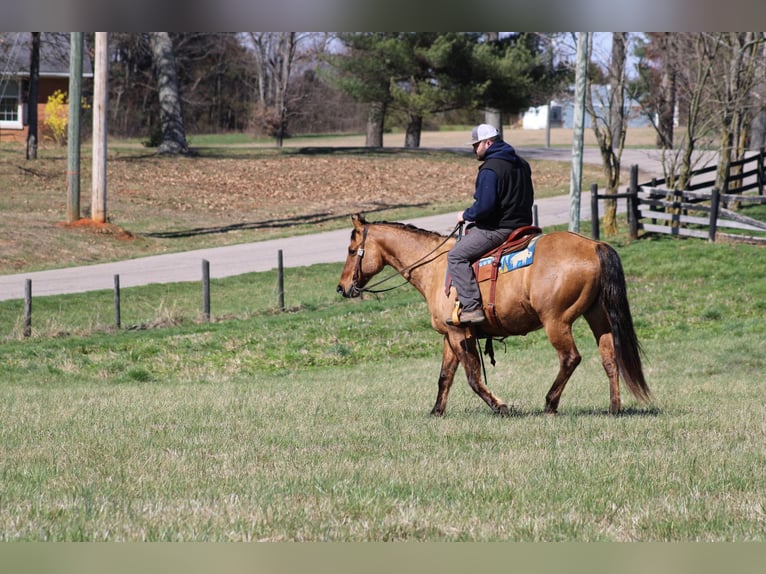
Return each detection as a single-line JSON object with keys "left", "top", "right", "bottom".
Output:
{"left": 352, "top": 213, "right": 367, "bottom": 226}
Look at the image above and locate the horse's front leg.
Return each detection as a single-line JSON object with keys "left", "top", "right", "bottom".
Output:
{"left": 432, "top": 336, "right": 460, "bottom": 416}
{"left": 449, "top": 330, "right": 510, "bottom": 416}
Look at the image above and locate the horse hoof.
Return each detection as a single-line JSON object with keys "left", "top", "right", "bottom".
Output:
{"left": 430, "top": 408, "right": 445, "bottom": 417}
{"left": 495, "top": 404, "right": 511, "bottom": 417}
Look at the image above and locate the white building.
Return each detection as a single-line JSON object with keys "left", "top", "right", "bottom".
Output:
{"left": 522, "top": 86, "right": 652, "bottom": 130}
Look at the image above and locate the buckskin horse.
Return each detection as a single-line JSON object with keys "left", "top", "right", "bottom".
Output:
{"left": 336, "top": 214, "right": 653, "bottom": 416}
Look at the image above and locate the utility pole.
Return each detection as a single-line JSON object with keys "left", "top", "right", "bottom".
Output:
{"left": 569, "top": 32, "right": 589, "bottom": 233}
{"left": 66, "top": 32, "right": 83, "bottom": 223}
{"left": 92, "top": 32, "right": 108, "bottom": 223}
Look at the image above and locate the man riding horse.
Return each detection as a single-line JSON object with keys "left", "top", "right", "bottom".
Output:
{"left": 448, "top": 124, "right": 535, "bottom": 325}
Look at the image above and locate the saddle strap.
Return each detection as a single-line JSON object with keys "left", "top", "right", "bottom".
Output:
{"left": 484, "top": 256, "right": 502, "bottom": 330}
{"left": 482, "top": 227, "right": 542, "bottom": 331}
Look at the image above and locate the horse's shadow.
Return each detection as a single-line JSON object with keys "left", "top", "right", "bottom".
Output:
{"left": 461, "top": 405, "right": 662, "bottom": 419}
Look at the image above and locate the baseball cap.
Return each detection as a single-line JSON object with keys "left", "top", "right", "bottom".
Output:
{"left": 469, "top": 123, "right": 499, "bottom": 145}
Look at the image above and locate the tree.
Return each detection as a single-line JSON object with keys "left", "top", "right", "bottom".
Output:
{"left": 109, "top": 33, "right": 256, "bottom": 138}
{"left": 483, "top": 32, "right": 503, "bottom": 133}
{"left": 474, "top": 33, "right": 557, "bottom": 117}
{"left": 635, "top": 34, "right": 719, "bottom": 190}
{"left": 751, "top": 37, "right": 766, "bottom": 149}
{"left": 584, "top": 32, "right": 630, "bottom": 236}
{"left": 247, "top": 32, "right": 304, "bottom": 146}
{"left": 25, "top": 32, "right": 40, "bottom": 160}
{"left": 388, "top": 33, "right": 477, "bottom": 147}
{"left": 634, "top": 33, "right": 678, "bottom": 150}
{"left": 331, "top": 32, "right": 553, "bottom": 148}
{"left": 171, "top": 33, "right": 256, "bottom": 134}
{"left": 149, "top": 32, "right": 189, "bottom": 155}
{"left": 706, "top": 33, "right": 765, "bottom": 191}
{"left": 329, "top": 33, "right": 406, "bottom": 146}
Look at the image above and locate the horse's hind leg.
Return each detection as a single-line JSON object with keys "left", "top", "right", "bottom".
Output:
{"left": 543, "top": 321, "right": 582, "bottom": 414}
{"left": 432, "top": 336, "right": 459, "bottom": 416}
{"left": 448, "top": 330, "right": 510, "bottom": 416}
{"left": 584, "top": 306, "right": 621, "bottom": 414}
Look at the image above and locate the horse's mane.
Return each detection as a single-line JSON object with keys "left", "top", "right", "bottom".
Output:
{"left": 358, "top": 217, "right": 447, "bottom": 240}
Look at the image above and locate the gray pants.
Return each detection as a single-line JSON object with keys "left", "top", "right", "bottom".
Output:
{"left": 447, "top": 226, "right": 514, "bottom": 312}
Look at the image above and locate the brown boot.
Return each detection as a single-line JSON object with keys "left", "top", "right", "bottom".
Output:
{"left": 446, "top": 308, "right": 486, "bottom": 325}
{"left": 459, "top": 308, "right": 486, "bottom": 324}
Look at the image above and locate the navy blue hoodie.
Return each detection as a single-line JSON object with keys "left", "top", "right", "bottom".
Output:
{"left": 462, "top": 140, "right": 534, "bottom": 229}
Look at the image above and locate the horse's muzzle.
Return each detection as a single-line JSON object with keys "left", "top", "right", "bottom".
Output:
{"left": 337, "top": 284, "right": 361, "bottom": 298}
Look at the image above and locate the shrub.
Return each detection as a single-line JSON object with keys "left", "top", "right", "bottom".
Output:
{"left": 44, "top": 89, "right": 69, "bottom": 145}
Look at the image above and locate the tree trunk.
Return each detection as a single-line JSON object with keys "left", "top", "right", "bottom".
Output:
{"left": 149, "top": 32, "right": 189, "bottom": 155}
{"left": 751, "top": 38, "right": 766, "bottom": 148}
{"left": 483, "top": 33, "right": 503, "bottom": 139}
{"left": 26, "top": 32, "right": 40, "bottom": 160}
{"left": 404, "top": 114, "right": 422, "bottom": 148}
{"left": 484, "top": 109, "right": 503, "bottom": 138}
{"left": 366, "top": 100, "right": 386, "bottom": 147}
{"left": 274, "top": 33, "right": 296, "bottom": 148}
{"left": 657, "top": 34, "right": 676, "bottom": 150}
{"left": 601, "top": 32, "right": 628, "bottom": 236}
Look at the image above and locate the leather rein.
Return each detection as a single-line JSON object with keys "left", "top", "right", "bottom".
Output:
{"left": 351, "top": 222, "right": 462, "bottom": 296}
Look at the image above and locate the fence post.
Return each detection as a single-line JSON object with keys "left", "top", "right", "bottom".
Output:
{"left": 709, "top": 188, "right": 721, "bottom": 242}
{"left": 629, "top": 164, "right": 639, "bottom": 240}
{"left": 532, "top": 204, "right": 539, "bottom": 228}
{"left": 114, "top": 274, "right": 121, "bottom": 329}
{"left": 277, "top": 250, "right": 285, "bottom": 312}
{"left": 202, "top": 259, "right": 210, "bottom": 322}
{"left": 23, "top": 279, "right": 32, "bottom": 338}
{"left": 590, "top": 183, "right": 599, "bottom": 240}
{"left": 759, "top": 147, "right": 764, "bottom": 196}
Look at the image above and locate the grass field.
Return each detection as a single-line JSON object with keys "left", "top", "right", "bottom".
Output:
{"left": 2, "top": 133, "right": 765, "bottom": 541}
{"left": 1, "top": 230, "right": 765, "bottom": 541}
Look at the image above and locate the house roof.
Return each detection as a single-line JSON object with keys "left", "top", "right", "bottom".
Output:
{"left": 1, "top": 32, "right": 94, "bottom": 78}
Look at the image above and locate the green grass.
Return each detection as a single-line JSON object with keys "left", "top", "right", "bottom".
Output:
{"left": 1, "top": 234, "right": 765, "bottom": 540}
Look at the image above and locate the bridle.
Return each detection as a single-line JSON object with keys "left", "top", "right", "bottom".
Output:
{"left": 350, "top": 222, "right": 462, "bottom": 296}
{"left": 349, "top": 224, "right": 370, "bottom": 297}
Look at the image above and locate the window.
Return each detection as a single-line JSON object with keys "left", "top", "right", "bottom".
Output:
{"left": 0, "top": 79, "right": 23, "bottom": 128}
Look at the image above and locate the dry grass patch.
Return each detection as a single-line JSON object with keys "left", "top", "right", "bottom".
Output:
{"left": 1, "top": 141, "right": 609, "bottom": 274}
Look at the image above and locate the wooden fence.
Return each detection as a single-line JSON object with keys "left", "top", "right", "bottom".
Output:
{"left": 591, "top": 148, "right": 766, "bottom": 245}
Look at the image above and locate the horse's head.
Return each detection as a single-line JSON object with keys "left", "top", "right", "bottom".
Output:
{"left": 336, "top": 214, "right": 386, "bottom": 298}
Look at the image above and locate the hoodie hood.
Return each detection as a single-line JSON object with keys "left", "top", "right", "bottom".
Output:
{"left": 482, "top": 139, "right": 517, "bottom": 163}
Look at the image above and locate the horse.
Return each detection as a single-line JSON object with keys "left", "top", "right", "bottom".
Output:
{"left": 336, "top": 214, "right": 653, "bottom": 417}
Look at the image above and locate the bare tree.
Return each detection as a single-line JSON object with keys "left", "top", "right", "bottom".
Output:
{"left": 706, "top": 33, "right": 765, "bottom": 191}
{"left": 149, "top": 32, "right": 189, "bottom": 155}
{"left": 656, "top": 33, "right": 677, "bottom": 150}
{"left": 636, "top": 33, "right": 764, "bottom": 192}
{"left": 636, "top": 34, "right": 719, "bottom": 190}
{"left": 585, "top": 32, "right": 629, "bottom": 235}
{"left": 752, "top": 37, "right": 766, "bottom": 149}
{"left": 247, "top": 32, "right": 312, "bottom": 146}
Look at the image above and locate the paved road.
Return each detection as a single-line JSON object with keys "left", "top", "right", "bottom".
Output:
{"left": 0, "top": 148, "right": 666, "bottom": 302}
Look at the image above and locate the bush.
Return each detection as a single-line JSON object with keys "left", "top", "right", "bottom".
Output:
{"left": 43, "top": 89, "right": 69, "bottom": 145}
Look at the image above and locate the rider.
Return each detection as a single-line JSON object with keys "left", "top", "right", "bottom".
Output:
{"left": 447, "top": 123, "right": 535, "bottom": 325}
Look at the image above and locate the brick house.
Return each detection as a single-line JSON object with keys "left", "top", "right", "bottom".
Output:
{"left": 0, "top": 33, "right": 93, "bottom": 144}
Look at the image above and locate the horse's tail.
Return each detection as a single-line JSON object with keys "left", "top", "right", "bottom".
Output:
{"left": 596, "top": 243, "right": 653, "bottom": 404}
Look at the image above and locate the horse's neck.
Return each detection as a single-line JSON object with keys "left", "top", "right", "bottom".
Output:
{"left": 377, "top": 224, "right": 450, "bottom": 291}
